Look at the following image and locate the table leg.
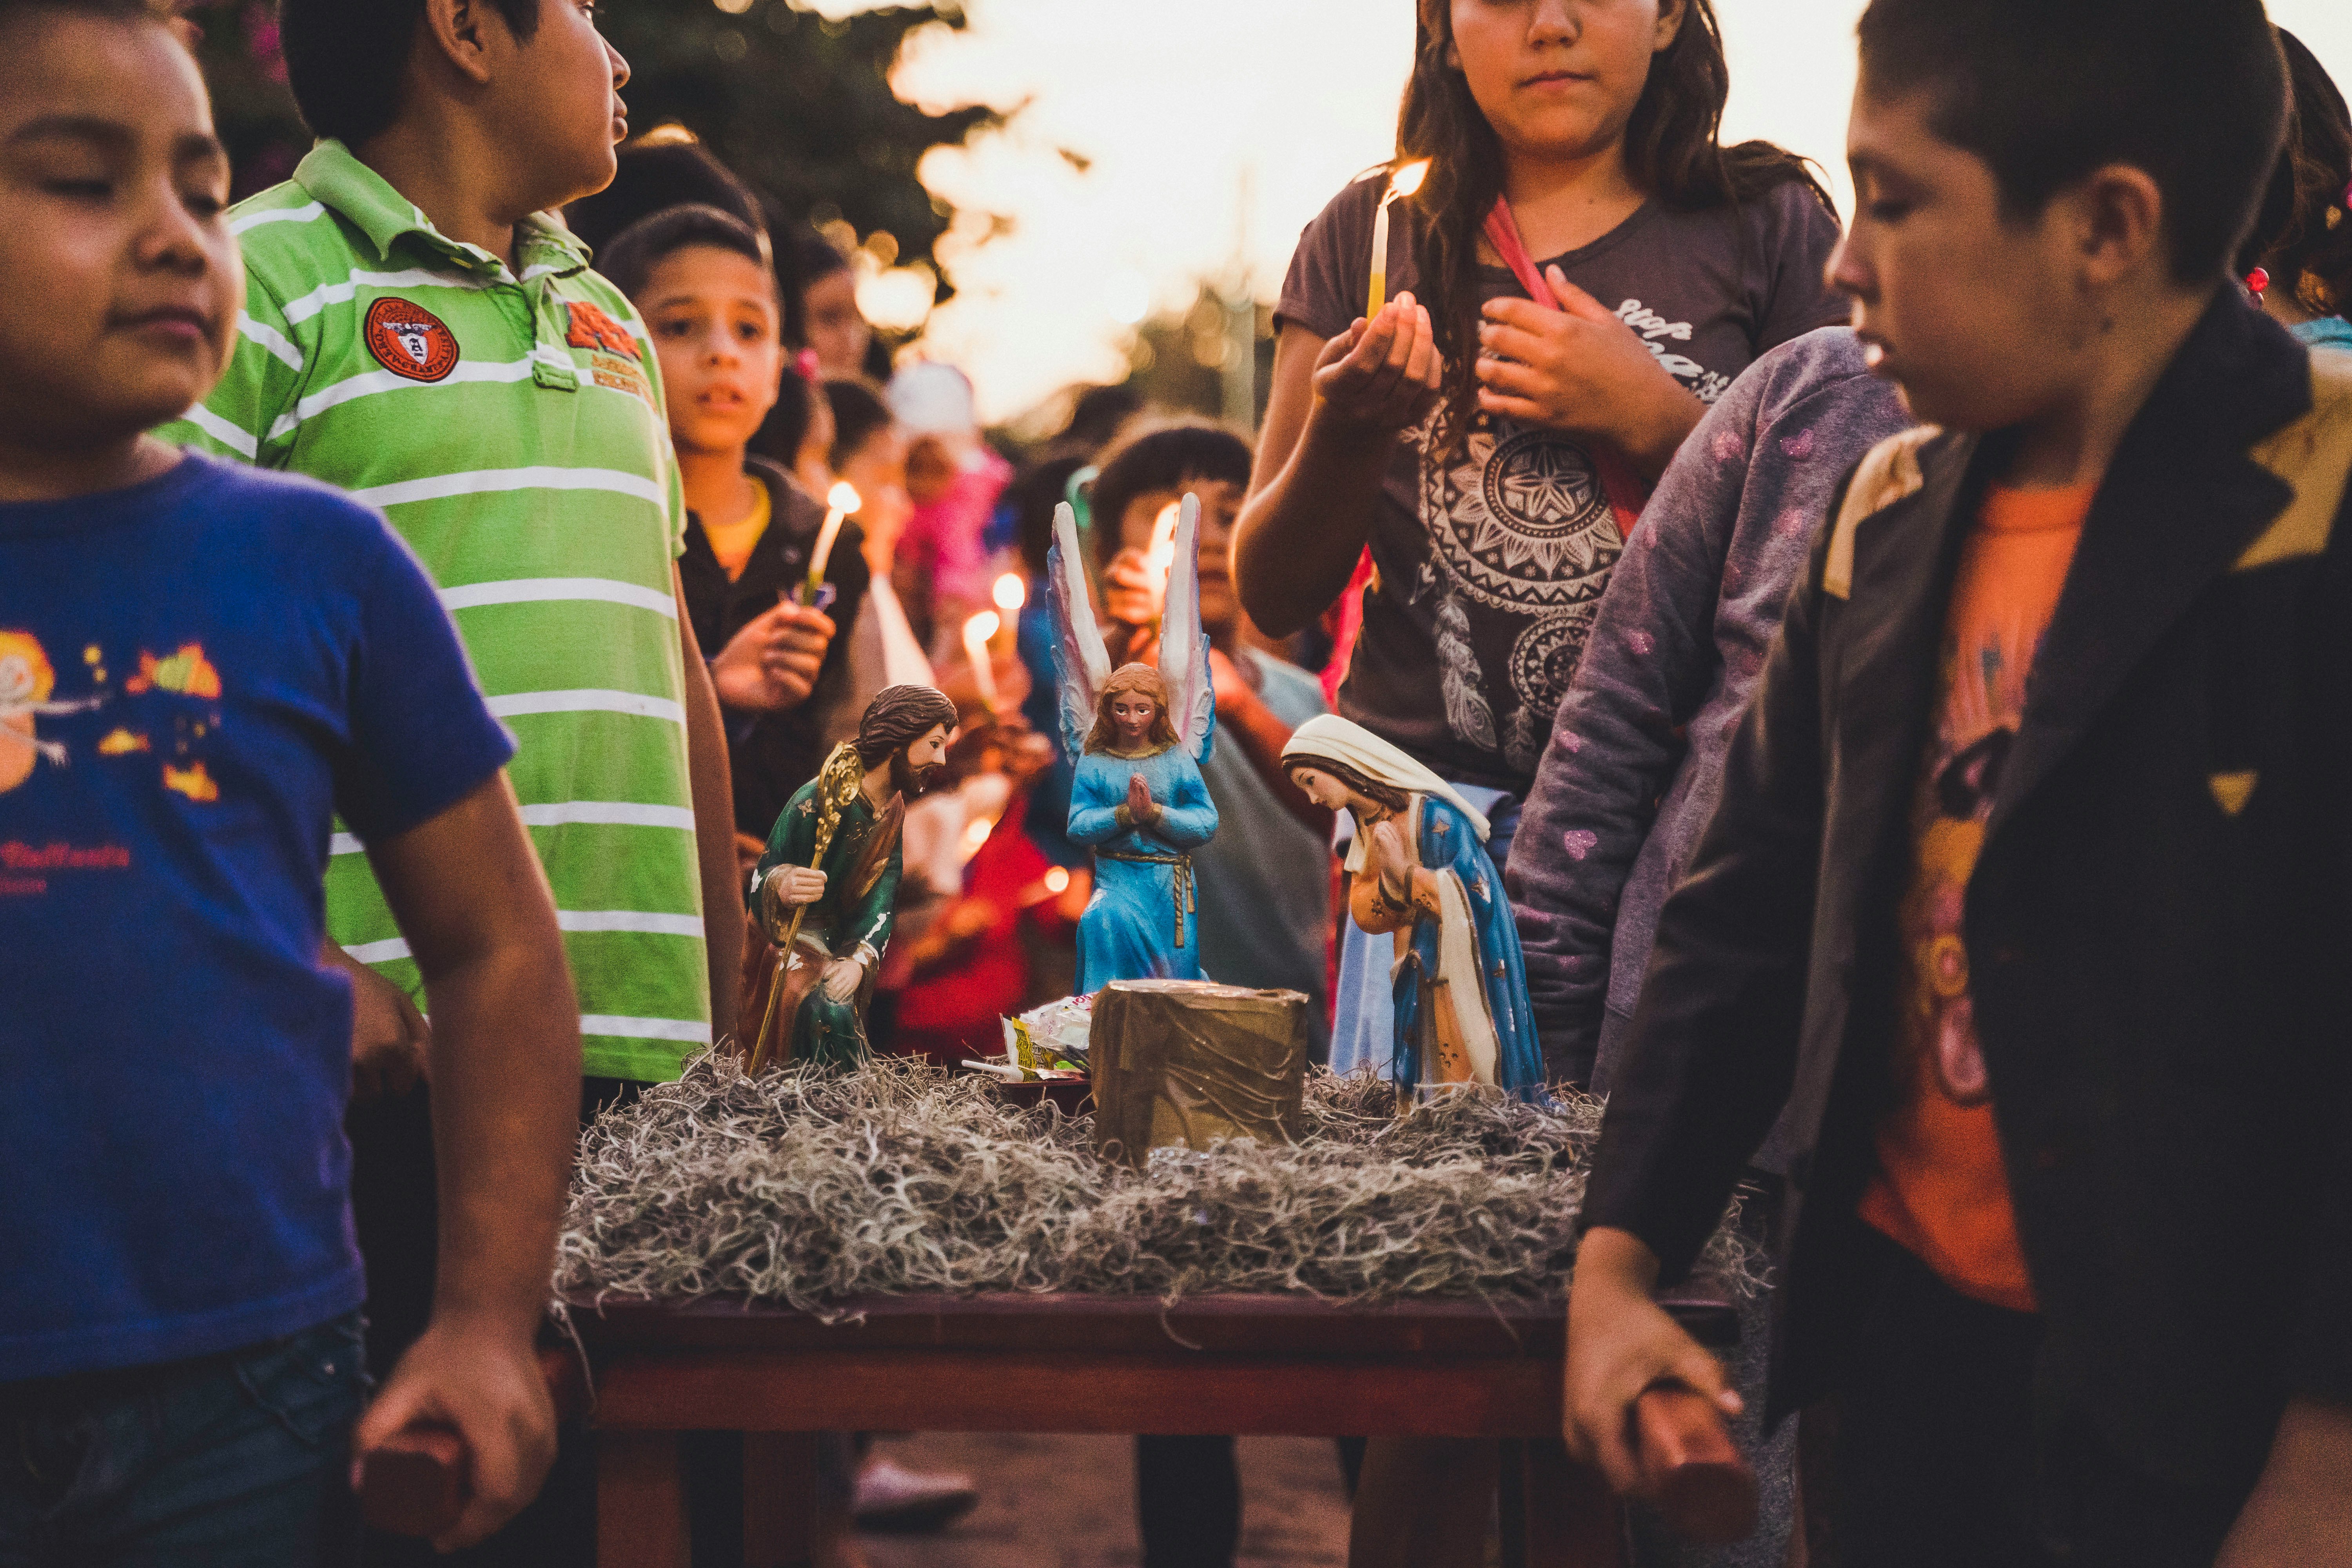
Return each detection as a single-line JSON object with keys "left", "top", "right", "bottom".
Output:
{"left": 1522, "top": 1439, "right": 1626, "bottom": 1568}
{"left": 1497, "top": 1440, "right": 1530, "bottom": 1568}
{"left": 598, "top": 1430, "right": 688, "bottom": 1568}
{"left": 742, "top": 1432, "right": 823, "bottom": 1568}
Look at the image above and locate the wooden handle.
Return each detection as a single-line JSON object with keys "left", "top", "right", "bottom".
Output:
{"left": 358, "top": 1421, "right": 469, "bottom": 1539}
{"left": 1633, "top": 1383, "right": 1759, "bottom": 1545}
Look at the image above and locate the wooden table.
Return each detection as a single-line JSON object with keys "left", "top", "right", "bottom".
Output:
{"left": 567, "top": 1289, "right": 1738, "bottom": 1568}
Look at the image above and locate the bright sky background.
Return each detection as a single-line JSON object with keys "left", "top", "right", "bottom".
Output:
{"left": 878, "top": 0, "right": 2352, "bottom": 423}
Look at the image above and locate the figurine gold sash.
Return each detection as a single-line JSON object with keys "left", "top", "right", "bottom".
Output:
{"left": 1094, "top": 847, "right": 1195, "bottom": 947}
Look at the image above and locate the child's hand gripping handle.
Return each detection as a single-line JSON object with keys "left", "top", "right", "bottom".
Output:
{"left": 357, "top": 1343, "right": 582, "bottom": 1539}
{"left": 1632, "top": 1381, "right": 1759, "bottom": 1545}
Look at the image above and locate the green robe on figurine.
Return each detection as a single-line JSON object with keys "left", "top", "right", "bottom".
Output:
{"left": 744, "top": 684, "right": 958, "bottom": 1071}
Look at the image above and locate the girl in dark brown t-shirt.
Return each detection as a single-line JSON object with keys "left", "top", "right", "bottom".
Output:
{"left": 1238, "top": 0, "right": 1845, "bottom": 797}
{"left": 1232, "top": 4, "right": 1842, "bottom": 1564}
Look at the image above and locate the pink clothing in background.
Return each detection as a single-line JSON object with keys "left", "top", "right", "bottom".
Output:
{"left": 901, "top": 447, "right": 1011, "bottom": 617}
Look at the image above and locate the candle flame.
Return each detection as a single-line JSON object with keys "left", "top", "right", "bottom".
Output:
{"left": 1385, "top": 160, "right": 1431, "bottom": 203}
{"left": 827, "top": 481, "right": 863, "bottom": 514}
{"left": 1147, "top": 501, "right": 1181, "bottom": 584}
{"left": 964, "top": 610, "right": 1002, "bottom": 708}
{"left": 1044, "top": 866, "right": 1071, "bottom": 895}
{"left": 993, "top": 572, "right": 1027, "bottom": 612}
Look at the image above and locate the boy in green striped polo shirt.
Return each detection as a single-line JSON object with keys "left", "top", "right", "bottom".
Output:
{"left": 162, "top": 0, "right": 743, "bottom": 1092}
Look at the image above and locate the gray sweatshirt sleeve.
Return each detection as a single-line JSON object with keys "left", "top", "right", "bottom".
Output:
{"left": 1506, "top": 329, "right": 1909, "bottom": 1086}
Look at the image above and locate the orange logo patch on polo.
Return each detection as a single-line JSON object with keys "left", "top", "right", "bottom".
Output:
{"left": 565, "top": 301, "right": 641, "bottom": 361}
{"left": 364, "top": 298, "right": 460, "bottom": 382}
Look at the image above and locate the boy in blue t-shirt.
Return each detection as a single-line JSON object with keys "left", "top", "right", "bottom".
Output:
{"left": 0, "top": 2, "right": 579, "bottom": 1561}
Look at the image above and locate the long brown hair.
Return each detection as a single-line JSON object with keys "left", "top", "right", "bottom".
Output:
{"left": 1085, "top": 664, "right": 1181, "bottom": 755}
{"left": 1397, "top": 0, "right": 1834, "bottom": 458}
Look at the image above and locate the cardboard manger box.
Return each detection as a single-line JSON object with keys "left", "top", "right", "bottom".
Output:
{"left": 1089, "top": 980, "right": 1308, "bottom": 1167}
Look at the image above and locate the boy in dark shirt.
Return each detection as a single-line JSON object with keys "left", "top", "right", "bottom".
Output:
{"left": 0, "top": 2, "right": 577, "bottom": 1560}
{"left": 603, "top": 202, "right": 870, "bottom": 852}
{"left": 1564, "top": 3, "right": 2352, "bottom": 1564}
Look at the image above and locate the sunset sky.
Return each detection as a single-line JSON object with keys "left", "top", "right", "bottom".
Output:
{"left": 870, "top": 0, "right": 2352, "bottom": 423}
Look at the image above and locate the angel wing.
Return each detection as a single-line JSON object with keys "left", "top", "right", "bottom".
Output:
{"left": 1045, "top": 501, "right": 1112, "bottom": 762}
{"left": 1156, "top": 492, "right": 1218, "bottom": 762}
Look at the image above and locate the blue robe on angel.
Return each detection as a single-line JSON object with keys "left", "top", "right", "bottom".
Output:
{"left": 1045, "top": 496, "right": 1221, "bottom": 994}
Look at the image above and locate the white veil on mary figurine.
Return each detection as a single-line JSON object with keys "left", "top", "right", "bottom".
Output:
{"left": 1047, "top": 494, "right": 1220, "bottom": 993}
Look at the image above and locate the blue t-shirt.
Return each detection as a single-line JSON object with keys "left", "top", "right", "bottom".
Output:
{"left": 0, "top": 453, "right": 514, "bottom": 1381}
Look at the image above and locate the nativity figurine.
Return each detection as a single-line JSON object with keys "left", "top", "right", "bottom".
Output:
{"left": 1281, "top": 715, "right": 1545, "bottom": 1100}
{"left": 744, "top": 682, "right": 958, "bottom": 1071}
{"left": 1047, "top": 495, "right": 1219, "bottom": 991}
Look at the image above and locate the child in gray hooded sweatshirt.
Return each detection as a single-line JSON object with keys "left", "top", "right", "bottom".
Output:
{"left": 1510, "top": 327, "right": 1911, "bottom": 1091}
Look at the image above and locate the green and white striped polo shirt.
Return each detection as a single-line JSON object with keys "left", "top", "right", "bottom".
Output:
{"left": 162, "top": 140, "right": 710, "bottom": 1082}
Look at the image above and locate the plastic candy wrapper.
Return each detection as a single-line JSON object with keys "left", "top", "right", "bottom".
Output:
{"left": 1010, "top": 995, "right": 1096, "bottom": 1073}
{"left": 969, "top": 994, "right": 1096, "bottom": 1082}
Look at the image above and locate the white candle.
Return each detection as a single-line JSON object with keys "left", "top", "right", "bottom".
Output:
{"left": 804, "top": 481, "right": 861, "bottom": 601}
{"left": 1367, "top": 160, "right": 1431, "bottom": 319}
{"left": 964, "top": 610, "right": 1001, "bottom": 711}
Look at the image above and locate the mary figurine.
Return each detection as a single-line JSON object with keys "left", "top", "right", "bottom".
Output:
{"left": 1047, "top": 496, "right": 1220, "bottom": 993}
{"left": 1281, "top": 715, "right": 1545, "bottom": 1100}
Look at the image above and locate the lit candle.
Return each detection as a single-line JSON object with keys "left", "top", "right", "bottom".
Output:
{"left": 1147, "top": 501, "right": 1181, "bottom": 598}
{"left": 993, "top": 572, "right": 1027, "bottom": 613}
{"left": 1367, "top": 159, "right": 1431, "bottom": 318}
{"left": 802, "top": 481, "right": 862, "bottom": 603}
{"left": 963, "top": 610, "right": 1001, "bottom": 711}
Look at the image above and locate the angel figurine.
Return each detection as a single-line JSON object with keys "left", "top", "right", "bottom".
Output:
{"left": 1281, "top": 715, "right": 1544, "bottom": 1100}
{"left": 1047, "top": 495, "right": 1219, "bottom": 993}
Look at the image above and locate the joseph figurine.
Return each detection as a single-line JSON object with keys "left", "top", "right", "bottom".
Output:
{"left": 744, "top": 684, "right": 957, "bottom": 1070}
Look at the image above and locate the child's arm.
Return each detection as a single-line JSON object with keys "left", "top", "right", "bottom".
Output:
{"left": 347, "top": 773, "right": 579, "bottom": 1553}
{"left": 1235, "top": 302, "right": 1445, "bottom": 637}
{"left": 2215, "top": 1400, "right": 2352, "bottom": 1566}
{"left": 1208, "top": 651, "right": 1331, "bottom": 838}
{"left": 1563, "top": 492, "right": 1840, "bottom": 1484}
{"left": 675, "top": 568, "right": 744, "bottom": 1045}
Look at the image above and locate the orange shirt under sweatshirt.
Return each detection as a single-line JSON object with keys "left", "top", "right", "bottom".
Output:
{"left": 1859, "top": 482, "right": 2091, "bottom": 1313}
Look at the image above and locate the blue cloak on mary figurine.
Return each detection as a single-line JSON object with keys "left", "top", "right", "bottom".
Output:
{"left": 1281, "top": 715, "right": 1546, "bottom": 1102}
{"left": 1047, "top": 495, "right": 1219, "bottom": 993}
